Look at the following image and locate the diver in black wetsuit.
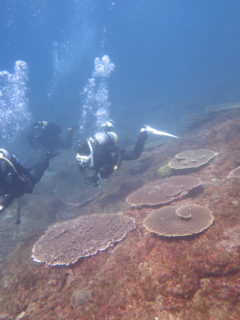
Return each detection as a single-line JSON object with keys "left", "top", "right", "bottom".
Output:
{"left": 0, "top": 148, "right": 57, "bottom": 216}
{"left": 27, "top": 120, "right": 75, "bottom": 152}
{"left": 76, "top": 121, "right": 178, "bottom": 186}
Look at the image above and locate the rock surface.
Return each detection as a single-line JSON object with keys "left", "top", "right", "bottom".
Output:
{"left": 0, "top": 111, "right": 240, "bottom": 319}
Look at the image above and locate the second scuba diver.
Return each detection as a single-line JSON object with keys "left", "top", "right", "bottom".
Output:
{"left": 0, "top": 148, "right": 58, "bottom": 222}
{"left": 76, "top": 120, "right": 178, "bottom": 186}
{"left": 27, "top": 120, "right": 75, "bottom": 152}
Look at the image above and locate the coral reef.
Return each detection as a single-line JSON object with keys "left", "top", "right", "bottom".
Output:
{"left": 126, "top": 175, "right": 201, "bottom": 208}
{"left": 126, "top": 152, "right": 153, "bottom": 175}
{"left": 217, "top": 225, "right": 240, "bottom": 253}
{"left": 1, "top": 112, "right": 240, "bottom": 319}
{"left": 32, "top": 213, "right": 136, "bottom": 266}
{"left": 143, "top": 205, "right": 214, "bottom": 237}
{"left": 156, "top": 163, "right": 172, "bottom": 177}
{"left": 70, "top": 289, "right": 92, "bottom": 308}
{"left": 228, "top": 166, "right": 240, "bottom": 178}
{"left": 169, "top": 148, "right": 218, "bottom": 170}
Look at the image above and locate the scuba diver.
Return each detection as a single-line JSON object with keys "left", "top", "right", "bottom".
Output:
{"left": 27, "top": 120, "right": 76, "bottom": 152}
{"left": 0, "top": 148, "right": 58, "bottom": 223}
{"left": 76, "top": 120, "right": 178, "bottom": 186}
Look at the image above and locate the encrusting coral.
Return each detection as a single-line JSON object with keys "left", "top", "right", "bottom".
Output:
{"left": 228, "top": 166, "right": 240, "bottom": 178}
{"left": 143, "top": 205, "right": 214, "bottom": 237}
{"left": 168, "top": 149, "right": 218, "bottom": 170}
{"left": 32, "top": 213, "right": 136, "bottom": 266}
{"left": 126, "top": 175, "right": 201, "bottom": 208}
{"left": 70, "top": 289, "right": 92, "bottom": 308}
{"left": 157, "top": 163, "right": 172, "bottom": 177}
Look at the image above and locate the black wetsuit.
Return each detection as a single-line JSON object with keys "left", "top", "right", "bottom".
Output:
{"left": 0, "top": 151, "right": 51, "bottom": 212}
{"left": 27, "top": 122, "right": 73, "bottom": 152}
{"left": 77, "top": 131, "right": 148, "bottom": 186}
{"left": 121, "top": 131, "right": 148, "bottom": 161}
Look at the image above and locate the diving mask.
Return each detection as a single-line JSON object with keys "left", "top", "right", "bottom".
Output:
{"left": 76, "top": 139, "right": 94, "bottom": 167}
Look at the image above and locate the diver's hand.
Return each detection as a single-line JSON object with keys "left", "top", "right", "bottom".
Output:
{"left": 84, "top": 175, "right": 101, "bottom": 187}
{"left": 0, "top": 195, "right": 6, "bottom": 212}
{"left": 67, "top": 125, "right": 78, "bottom": 132}
{"left": 0, "top": 194, "right": 14, "bottom": 212}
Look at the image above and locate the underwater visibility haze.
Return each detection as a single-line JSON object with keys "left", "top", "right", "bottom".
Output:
{"left": 1, "top": 1, "right": 240, "bottom": 319}
{"left": 1, "top": 0, "right": 240, "bottom": 141}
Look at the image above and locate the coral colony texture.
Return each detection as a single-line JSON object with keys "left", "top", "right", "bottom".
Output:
{"left": 1, "top": 110, "right": 240, "bottom": 319}
{"left": 143, "top": 205, "right": 214, "bottom": 237}
{"left": 168, "top": 149, "right": 218, "bottom": 170}
{"left": 157, "top": 163, "right": 172, "bottom": 177}
{"left": 32, "top": 214, "right": 136, "bottom": 266}
{"left": 126, "top": 175, "right": 201, "bottom": 208}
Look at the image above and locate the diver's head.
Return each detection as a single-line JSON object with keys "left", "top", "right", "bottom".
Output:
{"left": 36, "top": 120, "right": 48, "bottom": 128}
{"left": 35, "top": 121, "right": 61, "bottom": 135}
{"left": 100, "top": 119, "right": 114, "bottom": 132}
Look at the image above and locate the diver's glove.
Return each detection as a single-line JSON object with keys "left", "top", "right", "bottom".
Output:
{"left": 0, "top": 194, "right": 14, "bottom": 212}
{"left": 67, "top": 125, "right": 78, "bottom": 132}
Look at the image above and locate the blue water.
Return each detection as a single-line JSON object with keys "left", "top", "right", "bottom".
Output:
{"left": 1, "top": 0, "right": 240, "bottom": 143}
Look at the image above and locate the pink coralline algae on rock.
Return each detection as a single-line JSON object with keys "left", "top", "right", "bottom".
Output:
{"left": 70, "top": 289, "right": 92, "bottom": 308}
{"left": 32, "top": 213, "right": 136, "bottom": 266}
{"left": 126, "top": 175, "right": 201, "bottom": 208}
{"left": 217, "top": 225, "right": 240, "bottom": 253}
{"left": 143, "top": 205, "right": 214, "bottom": 237}
{"left": 168, "top": 149, "right": 218, "bottom": 170}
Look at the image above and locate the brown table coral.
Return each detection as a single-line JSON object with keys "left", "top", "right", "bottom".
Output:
{"left": 32, "top": 213, "right": 136, "bottom": 266}
{"left": 143, "top": 205, "right": 214, "bottom": 237}
{"left": 126, "top": 175, "right": 201, "bottom": 208}
{"left": 169, "top": 149, "right": 218, "bottom": 170}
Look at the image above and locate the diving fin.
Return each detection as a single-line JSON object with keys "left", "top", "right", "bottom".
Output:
{"left": 15, "top": 198, "right": 21, "bottom": 225}
{"left": 141, "top": 125, "right": 179, "bottom": 138}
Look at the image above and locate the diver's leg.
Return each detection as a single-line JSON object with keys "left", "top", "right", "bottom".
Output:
{"left": 122, "top": 131, "right": 148, "bottom": 160}
{"left": 29, "top": 152, "right": 58, "bottom": 185}
{"left": 29, "top": 157, "right": 49, "bottom": 185}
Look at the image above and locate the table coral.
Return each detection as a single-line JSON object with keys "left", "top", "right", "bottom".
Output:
{"left": 169, "top": 149, "right": 218, "bottom": 170}
{"left": 32, "top": 213, "right": 136, "bottom": 266}
{"left": 126, "top": 175, "right": 201, "bottom": 208}
{"left": 143, "top": 205, "right": 214, "bottom": 237}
